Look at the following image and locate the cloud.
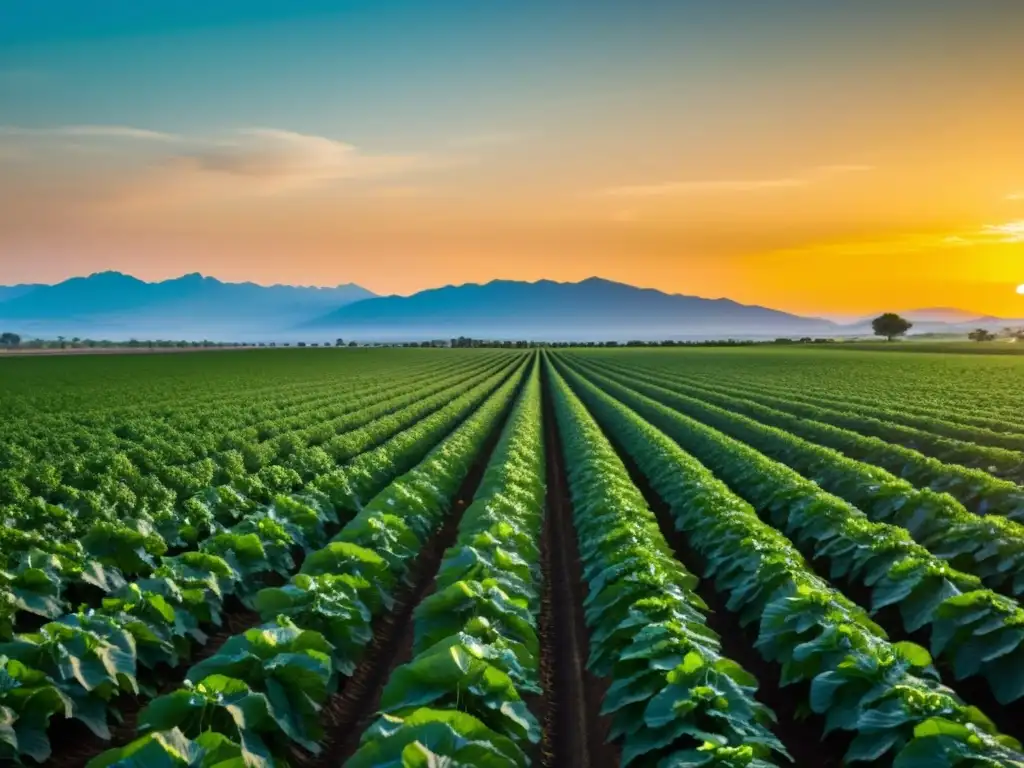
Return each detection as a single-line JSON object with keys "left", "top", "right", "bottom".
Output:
{"left": 1008, "top": 192, "right": 1024, "bottom": 201}
{"left": 92, "top": 128, "right": 439, "bottom": 209}
{"left": 767, "top": 220, "right": 1024, "bottom": 261}
{"left": 0, "top": 124, "right": 179, "bottom": 141}
{"left": 182, "top": 129, "right": 426, "bottom": 187}
{"left": 983, "top": 221, "right": 1024, "bottom": 243}
{"left": 600, "top": 163, "right": 874, "bottom": 197}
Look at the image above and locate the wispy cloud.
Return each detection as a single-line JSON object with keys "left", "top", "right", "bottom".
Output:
{"left": 185, "top": 128, "right": 424, "bottom": 184}
{"left": 91, "top": 128, "right": 442, "bottom": 209}
{"left": 983, "top": 221, "right": 1024, "bottom": 243}
{"left": 600, "top": 163, "right": 873, "bottom": 197}
{"left": 767, "top": 220, "right": 1024, "bottom": 260}
{"left": 0, "top": 124, "right": 179, "bottom": 141}
{"left": 1008, "top": 192, "right": 1024, "bottom": 201}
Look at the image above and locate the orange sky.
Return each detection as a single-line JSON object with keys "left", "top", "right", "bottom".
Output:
{"left": 2, "top": 2, "right": 1023, "bottom": 317}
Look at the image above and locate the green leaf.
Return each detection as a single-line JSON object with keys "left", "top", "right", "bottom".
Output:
{"left": 893, "top": 641, "right": 932, "bottom": 669}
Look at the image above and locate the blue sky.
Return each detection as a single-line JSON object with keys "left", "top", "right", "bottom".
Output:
{"left": 1, "top": 1, "right": 1023, "bottom": 314}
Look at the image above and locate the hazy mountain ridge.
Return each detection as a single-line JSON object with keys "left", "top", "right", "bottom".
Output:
{"left": 0, "top": 272, "right": 375, "bottom": 339}
{"left": 3, "top": 272, "right": 1017, "bottom": 342}
{"left": 899, "top": 307, "right": 1003, "bottom": 324}
{"left": 0, "top": 285, "right": 43, "bottom": 303}
{"left": 304, "top": 277, "right": 841, "bottom": 341}
{"left": 840, "top": 307, "right": 1021, "bottom": 334}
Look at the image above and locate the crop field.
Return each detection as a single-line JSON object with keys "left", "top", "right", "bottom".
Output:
{"left": 2, "top": 346, "right": 1024, "bottom": 767}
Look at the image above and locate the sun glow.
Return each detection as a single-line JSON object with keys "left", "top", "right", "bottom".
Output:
{"left": 1017, "top": 284, "right": 1024, "bottom": 295}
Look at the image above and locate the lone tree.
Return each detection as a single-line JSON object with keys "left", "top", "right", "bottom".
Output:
{"left": 872, "top": 313, "right": 913, "bottom": 342}
{"left": 0, "top": 332, "right": 21, "bottom": 348}
{"left": 968, "top": 328, "right": 997, "bottom": 342}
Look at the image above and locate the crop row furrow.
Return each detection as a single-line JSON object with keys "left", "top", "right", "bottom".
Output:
{"left": 0, "top": 358, "right": 527, "bottom": 764}
{"left": 555, "top": 353, "right": 1024, "bottom": 767}
{"left": 677, "top": 370, "right": 1024, "bottom": 450}
{"left": 0, "top": 357, "right": 518, "bottom": 640}
{"left": 573, "top": 358, "right": 1024, "bottom": 600}
{"left": 345, "top": 361, "right": 546, "bottom": 767}
{"left": 78, "top": 358, "right": 527, "bottom": 768}
{"left": 564, "top": 358, "right": 1024, "bottom": 714}
{"left": 622, "top": 362, "right": 1024, "bottom": 481}
{"left": 548, "top": 359, "right": 790, "bottom": 767}
{"left": 614, "top": 366, "right": 1024, "bottom": 522}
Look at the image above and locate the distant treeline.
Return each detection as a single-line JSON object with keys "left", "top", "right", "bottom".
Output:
{"left": 1, "top": 333, "right": 846, "bottom": 351}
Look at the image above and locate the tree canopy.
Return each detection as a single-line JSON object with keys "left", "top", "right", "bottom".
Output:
{"left": 871, "top": 314, "right": 913, "bottom": 342}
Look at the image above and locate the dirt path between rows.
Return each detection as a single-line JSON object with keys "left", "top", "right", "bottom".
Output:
{"left": 540, "top": 362, "right": 617, "bottom": 768}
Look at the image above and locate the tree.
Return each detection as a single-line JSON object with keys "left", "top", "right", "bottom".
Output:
{"left": 348, "top": 341, "right": 358, "bottom": 347}
{"left": 872, "top": 313, "right": 913, "bottom": 342}
{"left": 968, "top": 328, "right": 997, "bottom": 342}
{"left": 0, "top": 332, "right": 21, "bottom": 348}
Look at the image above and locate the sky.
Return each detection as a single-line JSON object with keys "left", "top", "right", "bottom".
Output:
{"left": 1, "top": 0, "right": 1023, "bottom": 317}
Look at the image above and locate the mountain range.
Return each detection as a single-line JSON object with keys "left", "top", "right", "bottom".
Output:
{"left": 0, "top": 271, "right": 1018, "bottom": 342}
{"left": 0, "top": 272, "right": 374, "bottom": 339}
{"left": 304, "top": 277, "right": 838, "bottom": 341}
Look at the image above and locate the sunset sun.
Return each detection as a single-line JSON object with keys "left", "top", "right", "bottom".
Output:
{"left": 1018, "top": 284, "right": 1024, "bottom": 295}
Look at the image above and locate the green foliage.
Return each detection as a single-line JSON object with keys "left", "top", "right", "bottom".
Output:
{"left": 549, "top": 364, "right": 789, "bottom": 767}
{"left": 0, "top": 351, "right": 527, "bottom": 761}
{"left": 872, "top": 313, "right": 914, "bottom": 341}
{"left": 349, "top": 363, "right": 545, "bottom": 766}
{"left": 87, "top": 728, "right": 250, "bottom": 768}
{"left": 554, "top": 353, "right": 1024, "bottom": 765}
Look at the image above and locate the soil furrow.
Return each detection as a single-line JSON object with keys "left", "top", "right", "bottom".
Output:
{"left": 597, "top": 423, "right": 848, "bottom": 768}
{"left": 308, "top": 397, "right": 513, "bottom": 768}
{"left": 540, "top": 363, "right": 616, "bottom": 768}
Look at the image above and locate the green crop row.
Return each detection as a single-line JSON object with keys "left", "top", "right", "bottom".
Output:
{"left": 599, "top": 364, "right": 1024, "bottom": 523}
{"left": 563, "top": 359, "right": 1024, "bottom": 708}
{"left": 576, "top": 358, "right": 1024, "bottom": 599}
{"left": 549, "top": 360, "right": 789, "bottom": 767}
{"left": 595, "top": 348, "right": 1024, "bottom": 427}
{"left": 0, "top": 359, "right": 526, "bottom": 763}
{"left": 554, "top": 355, "right": 1024, "bottom": 767}
{"left": 592, "top": 357, "right": 1024, "bottom": 482}
{"left": 348, "top": 360, "right": 547, "bottom": 767}
{"left": 717, "top": 375, "right": 1024, "bottom": 441}
{"left": 0, "top": 353, "right": 506, "bottom": 521}
{"left": 667, "top": 367, "right": 1024, "bottom": 453}
{"left": 84, "top": 359, "right": 524, "bottom": 767}
{"left": 0, "top": 357, "right": 520, "bottom": 641}
{"left": 658, "top": 356, "right": 1024, "bottom": 440}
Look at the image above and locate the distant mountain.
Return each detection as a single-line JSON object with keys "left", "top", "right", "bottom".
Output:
{"left": 841, "top": 307, "right": 1018, "bottom": 335}
{"left": 900, "top": 307, "right": 1001, "bottom": 324}
{"left": 0, "top": 284, "right": 42, "bottom": 304}
{"left": 0, "top": 272, "right": 375, "bottom": 339}
{"left": 304, "top": 277, "right": 838, "bottom": 341}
